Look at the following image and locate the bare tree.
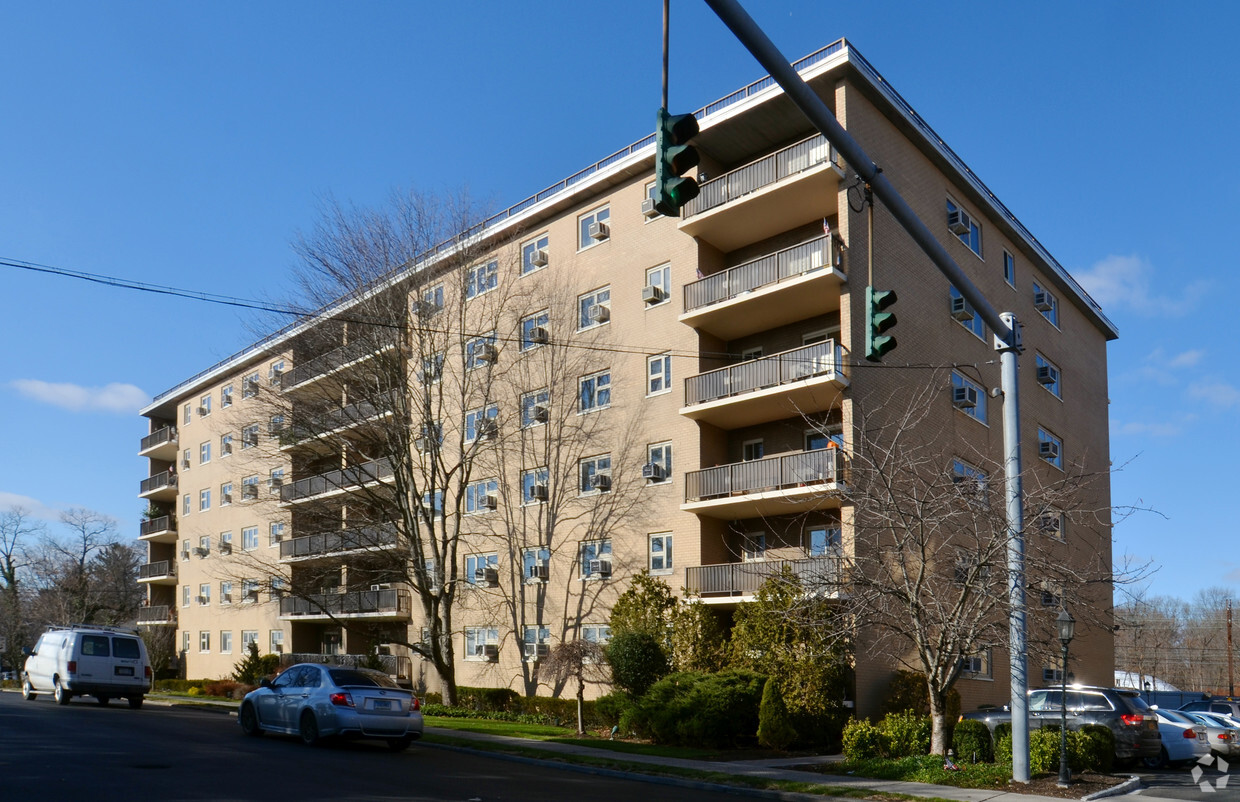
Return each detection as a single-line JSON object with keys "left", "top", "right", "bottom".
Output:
{"left": 0, "top": 507, "right": 44, "bottom": 668}
{"left": 537, "top": 638, "right": 609, "bottom": 734}
{"left": 24, "top": 509, "right": 140, "bottom": 631}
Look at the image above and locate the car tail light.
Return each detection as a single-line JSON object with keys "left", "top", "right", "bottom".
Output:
{"left": 411, "top": 696, "right": 420, "bottom": 711}
{"left": 145, "top": 666, "right": 152, "bottom": 679}
{"left": 329, "top": 692, "right": 355, "bottom": 707}
{"left": 1121, "top": 714, "right": 1144, "bottom": 726}
{"left": 67, "top": 661, "right": 77, "bottom": 673}
{"left": 1184, "top": 728, "right": 1198, "bottom": 739}
{"left": 1220, "top": 733, "right": 1232, "bottom": 741}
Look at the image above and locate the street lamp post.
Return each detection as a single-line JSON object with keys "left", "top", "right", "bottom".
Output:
{"left": 1057, "top": 608, "right": 1076, "bottom": 788}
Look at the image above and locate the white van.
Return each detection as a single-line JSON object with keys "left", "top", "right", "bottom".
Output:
{"left": 22, "top": 625, "right": 151, "bottom": 708}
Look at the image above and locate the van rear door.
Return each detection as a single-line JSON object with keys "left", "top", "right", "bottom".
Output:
{"left": 75, "top": 634, "right": 112, "bottom": 685}
{"left": 110, "top": 636, "right": 145, "bottom": 686}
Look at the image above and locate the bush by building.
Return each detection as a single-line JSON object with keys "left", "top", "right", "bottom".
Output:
{"left": 951, "top": 718, "right": 993, "bottom": 763}
{"left": 758, "top": 677, "right": 798, "bottom": 751}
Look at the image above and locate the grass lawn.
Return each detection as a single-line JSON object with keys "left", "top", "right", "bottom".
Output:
{"left": 423, "top": 716, "right": 721, "bottom": 759}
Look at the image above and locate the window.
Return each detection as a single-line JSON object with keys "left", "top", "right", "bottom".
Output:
{"left": 806, "top": 428, "right": 844, "bottom": 451}
{"left": 647, "top": 353, "right": 672, "bottom": 395}
{"left": 199, "top": 631, "right": 210, "bottom": 652}
{"left": 270, "top": 630, "right": 284, "bottom": 654}
{"left": 180, "top": 631, "right": 190, "bottom": 653}
{"left": 181, "top": 539, "right": 191, "bottom": 560}
{"left": 220, "top": 434, "right": 233, "bottom": 457}
{"left": 1038, "top": 427, "right": 1064, "bottom": 470}
{"left": 522, "top": 234, "right": 550, "bottom": 275}
{"left": 578, "top": 205, "right": 611, "bottom": 249}
{"left": 466, "top": 260, "right": 498, "bottom": 299}
{"left": 578, "top": 286, "right": 611, "bottom": 329}
{"left": 645, "top": 264, "right": 671, "bottom": 305}
{"left": 1042, "top": 667, "right": 1065, "bottom": 683}
{"left": 182, "top": 448, "right": 192, "bottom": 470}
{"left": 522, "top": 547, "right": 550, "bottom": 583}
{"left": 649, "top": 533, "right": 673, "bottom": 573}
{"left": 952, "top": 459, "right": 988, "bottom": 504}
{"left": 242, "top": 580, "right": 259, "bottom": 603}
{"left": 269, "top": 360, "right": 285, "bottom": 386}
{"left": 521, "top": 468, "right": 549, "bottom": 505}
{"left": 220, "top": 631, "right": 233, "bottom": 654}
{"left": 742, "top": 439, "right": 764, "bottom": 462}
{"left": 221, "top": 580, "right": 233, "bottom": 604}
{"left": 646, "top": 442, "right": 672, "bottom": 484}
{"left": 183, "top": 403, "right": 192, "bottom": 425}
{"left": 523, "top": 626, "right": 551, "bottom": 661}
{"left": 199, "top": 489, "right": 211, "bottom": 512}
{"left": 465, "top": 478, "right": 499, "bottom": 514}
{"left": 221, "top": 384, "right": 233, "bottom": 408}
{"left": 269, "top": 522, "right": 285, "bottom": 545}
{"left": 1039, "top": 580, "right": 1063, "bottom": 608}
{"left": 269, "top": 577, "right": 285, "bottom": 601}
{"left": 241, "top": 630, "right": 258, "bottom": 651}
{"left": 951, "top": 371, "right": 987, "bottom": 425}
{"left": 1032, "top": 281, "right": 1060, "bottom": 327}
{"left": 806, "top": 526, "right": 841, "bottom": 557}
{"left": 198, "top": 583, "right": 211, "bottom": 605}
{"left": 417, "top": 284, "right": 444, "bottom": 317}
{"left": 579, "top": 454, "right": 611, "bottom": 494}
{"left": 464, "top": 627, "right": 499, "bottom": 660}
{"left": 743, "top": 533, "right": 766, "bottom": 562}
{"left": 242, "top": 475, "right": 259, "bottom": 500}
{"left": 961, "top": 650, "right": 992, "bottom": 678}
{"left": 579, "top": 370, "right": 611, "bottom": 412}
{"left": 242, "top": 424, "right": 259, "bottom": 449}
{"left": 949, "top": 286, "right": 986, "bottom": 340}
{"left": 582, "top": 625, "right": 612, "bottom": 645}
{"left": 182, "top": 585, "right": 190, "bottom": 607}
{"left": 220, "top": 483, "right": 232, "bottom": 506}
{"left": 1036, "top": 509, "right": 1065, "bottom": 540}
{"left": 182, "top": 494, "right": 191, "bottom": 516}
{"left": 580, "top": 539, "right": 612, "bottom": 579}
{"left": 520, "top": 310, "right": 550, "bottom": 351}
{"left": 643, "top": 181, "right": 661, "bottom": 219}
{"left": 269, "top": 468, "right": 284, "bottom": 491}
{"left": 954, "top": 552, "right": 990, "bottom": 585}
{"left": 198, "top": 534, "right": 211, "bottom": 555}
{"left": 421, "top": 490, "right": 444, "bottom": 518}
{"left": 420, "top": 352, "right": 444, "bottom": 384}
{"left": 464, "top": 404, "right": 499, "bottom": 442}
{"left": 1035, "top": 353, "right": 1062, "bottom": 398}
{"left": 946, "top": 198, "right": 981, "bottom": 256}
{"left": 268, "top": 414, "right": 285, "bottom": 437}
{"left": 242, "top": 526, "right": 259, "bottom": 551}
{"left": 1003, "top": 249, "right": 1015, "bottom": 287}
{"left": 200, "top": 395, "right": 212, "bottom": 417}
{"left": 220, "top": 531, "right": 233, "bottom": 553}
{"left": 243, "top": 372, "right": 259, "bottom": 398}
{"left": 520, "top": 389, "right": 550, "bottom": 428}
{"left": 465, "top": 332, "right": 498, "bottom": 370}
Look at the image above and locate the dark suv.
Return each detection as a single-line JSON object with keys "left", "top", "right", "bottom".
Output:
{"left": 960, "top": 686, "right": 1162, "bottom": 763}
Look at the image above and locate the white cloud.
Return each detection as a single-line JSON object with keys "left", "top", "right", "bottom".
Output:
{"left": 1167, "top": 350, "right": 1205, "bottom": 369}
{"left": 0, "top": 491, "right": 61, "bottom": 522}
{"left": 10, "top": 379, "right": 149, "bottom": 414}
{"left": 1115, "top": 420, "right": 1184, "bottom": 438}
{"left": 1075, "top": 254, "right": 1208, "bottom": 316}
{"left": 1127, "top": 347, "right": 1206, "bottom": 386}
{"left": 1187, "top": 379, "right": 1240, "bottom": 408}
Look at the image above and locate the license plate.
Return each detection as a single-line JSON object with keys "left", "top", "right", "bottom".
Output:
{"left": 115, "top": 666, "right": 134, "bottom": 677}
{"left": 371, "top": 699, "right": 392, "bottom": 711}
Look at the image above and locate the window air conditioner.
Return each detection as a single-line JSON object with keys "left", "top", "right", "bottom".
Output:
{"left": 480, "top": 495, "right": 498, "bottom": 511}
{"left": 195, "top": 596, "right": 207, "bottom": 605}
{"left": 588, "top": 559, "right": 612, "bottom": 577}
{"left": 370, "top": 583, "right": 392, "bottom": 591}
{"left": 219, "top": 541, "right": 232, "bottom": 554}
{"left": 1036, "top": 365, "right": 1058, "bottom": 386}
{"left": 952, "top": 386, "right": 978, "bottom": 409}
{"left": 1039, "top": 440, "right": 1060, "bottom": 460}
{"left": 961, "top": 656, "right": 983, "bottom": 673}
{"left": 947, "top": 208, "right": 972, "bottom": 236}
{"left": 274, "top": 644, "right": 283, "bottom": 654}
{"left": 481, "top": 644, "right": 499, "bottom": 661}
{"left": 641, "top": 285, "right": 667, "bottom": 304}
{"left": 268, "top": 476, "right": 283, "bottom": 489}
{"left": 528, "top": 562, "right": 548, "bottom": 581}
{"left": 642, "top": 463, "right": 665, "bottom": 481}
{"left": 526, "top": 326, "right": 549, "bottom": 345}
{"left": 588, "top": 304, "right": 610, "bottom": 324}
{"left": 588, "top": 221, "right": 609, "bottom": 241}
{"left": 950, "top": 295, "right": 975, "bottom": 321}
{"left": 528, "top": 249, "right": 549, "bottom": 267}
{"left": 641, "top": 198, "right": 659, "bottom": 218}
{"left": 193, "top": 547, "right": 208, "bottom": 558}
{"left": 1033, "top": 291, "right": 1055, "bottom": 312}
{"left": 475, "top": 344, "right": 499, "bottom": 364}
{"left": 244, "top": 590, "right": 259, "bottom": 601}
{"left": 414, "top": 436, "right": 429, "bottom": 453}
{"left": 180, "top": 550, "right": 190, "bottom": 561}
{"left": 197, "top": 406, "right": 208, "bottom": 416}
{"left": 413, "top": 298, "right": 442, "bottom": 318}
{"left": 474, "top": 567, "right": 498, "bottom": 586}
{"left": 590, "top": 474, "right": 612, "bottom": 492}
{"left": 531, "top": 405, "right": 550, "bottom": 423}
{"left": 222, "top": 594, "right": 232, "bottom": 603}
{"left": 530, "top": 484, "right": 548, "bottom": 502}
{"left": 1039, "top": 514, "right": 1062, "bottom": 535}
{"left": 476, "top": 419, "right": 498, "bottom": 441}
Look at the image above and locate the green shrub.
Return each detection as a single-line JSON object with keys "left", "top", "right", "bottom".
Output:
{"left": 880, "top": 710, "right": 931, "bottom": 757}
{"left": 995, "top": 731, "right": 1013, "bottom": 765}
{"left": 758, "top": 677, "right": 798, "bottom": 751}
{"left": 231, "top": 642, "right": 279, "bottom": 684}
{"left": 951, "top": 719, "right": 994, "bottom": 763}
{"left": 626, "top": 670, "right": 765, "bottom": 748}
{"left": 842, "top": 717, "right": 886, "bottom": 760}
{"left": 1029, "top": 727, "right": 1066, "bottom": 774}
{"left": 879, "top": 670, "right": 960, "bottom": 723}
{"left": 455, "top": 686, "right": 521, "bottom": 711}
{"left": 1078, "top": 724, "right": 1115, "bottom": 773}
{"left": 607, "top": 632, "right": 669, "bottom": 698}
{"left": 594, "top": 692, "right": 631, "bottom": 727}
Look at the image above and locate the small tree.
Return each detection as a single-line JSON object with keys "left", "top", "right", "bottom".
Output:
{"left": 537, "top": 638, "right": 609, "bottom": 734}
{"left": 757, "top": 677, "right": 797, "bottom": 750}
{"left": 609, "top": 570, "right": 676, "bottom": 641}
{"left": 607, "top": 631, "right": 668, "bottom": 697}
{"left": 232, "top": 641, "right": 279, "bottom": 685}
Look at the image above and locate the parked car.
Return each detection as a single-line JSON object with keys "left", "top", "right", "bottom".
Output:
{"left": 1180, "top": 710, "right": 1240, "bottom": 758}
{"left": 960, "top": 686, "right": 1161, "bottom": 763}
{"left": 1180, "top": 699, "right": 1240, "bottom": 719}
{"left": 238, "top": 664, "right": 423, "bottom": 751}
{"left": 21, "top": 624, "right": 151, "bottom": 708}
{"left": 1144, "top": 708, "right": 1210, "bottom": 768}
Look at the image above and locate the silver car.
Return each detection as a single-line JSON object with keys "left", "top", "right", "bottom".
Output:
{"left": 239, "top": 664, "right": 423, "bottom": 751}
{"left": 1182, "top": 711, "right": 1240, "bottom": 758}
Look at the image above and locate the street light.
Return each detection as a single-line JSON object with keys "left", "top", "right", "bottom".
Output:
{"left": 1057, "top": 607, "right": 1076, "bottom": 788}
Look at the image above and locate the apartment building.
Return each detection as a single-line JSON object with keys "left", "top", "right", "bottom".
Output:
{"left": 138, "top": 39, "right": 1117, "bottom": 714}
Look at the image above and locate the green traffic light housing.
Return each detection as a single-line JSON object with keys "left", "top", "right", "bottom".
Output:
{"left": 654, "top": 108, "right": 701, "bottom": 217}
{"left": 865, "top": 285, "right": 898, "bottom": 362}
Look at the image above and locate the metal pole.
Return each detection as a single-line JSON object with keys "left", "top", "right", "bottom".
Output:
{"left": 1058, "top": 640, "right": 1070, "bottom": 787}
{"left": 702, "top": 0, "right": 1030, "bottom": 781}
{"left": 661, "top": 0, "right": 669, "bottom": 110}
{"left": 1229, "top": 599, "right": 1234, "bottom": 697}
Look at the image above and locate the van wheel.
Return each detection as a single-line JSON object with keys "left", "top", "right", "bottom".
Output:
{"left": 54, "top": 678, "right": 71, "bottom": 705}
{"left": 239, "top": 703, "right": 263, "bottom": 736}
{"left": 96, "top": 695, "right": 110, "bottom": 706}
{"left": 299, "top": 711, "right": 321, "bottom": 746}
{"left": 127, "top": 696, "right": 144, "bottom": 710}
{"left": 21, "top": 677, "right": 36, "bottom": 701}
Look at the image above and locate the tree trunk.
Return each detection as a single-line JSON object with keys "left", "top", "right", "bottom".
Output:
{"left": 928, "top": 686, "right": 948, "bottom": 755}
{"left": 576, "top": 668, "right": 586, "bottom": 735}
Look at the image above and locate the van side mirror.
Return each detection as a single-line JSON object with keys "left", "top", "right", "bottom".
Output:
{"left": 21, "top": 647, "right": 33, "bottom": 657}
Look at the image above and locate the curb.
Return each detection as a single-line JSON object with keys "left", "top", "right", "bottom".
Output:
{"left": 1081, "top": 776, "right": 1142, "bottom": 801}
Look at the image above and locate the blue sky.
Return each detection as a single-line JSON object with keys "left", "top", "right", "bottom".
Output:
{"left": 1, "top": 1, "right": 1235, "bottom": 602}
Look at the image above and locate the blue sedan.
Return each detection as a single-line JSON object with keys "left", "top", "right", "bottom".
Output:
{"left": 239, "top": 664, "right": 423, "bottom": 751}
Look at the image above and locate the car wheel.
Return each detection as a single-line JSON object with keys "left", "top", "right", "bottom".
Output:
{"left": 386, "top": 737, "right": 413, "bottom": 752}
{"left": 96, "top": 695, "right": 110, "bottom": 706}
{"left": 1142, "top": 747, "right": 1169, "bottom": 769}
{"left": 127, "top": 696, "right": 144, "bottom": 710}
{"left": 239, "top": 703, "right": 264, "bottom": 737}
{"left": 53, "top": 677, "right": 71, "bottom": 705}
{"left": 299, "top": 711, "right": 321, "bottom": 746}
{"left": 21, "top": 677, "right": 36, "bottom": 701}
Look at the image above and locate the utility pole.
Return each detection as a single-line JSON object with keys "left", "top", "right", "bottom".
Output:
{"left": 701, "top": 0, "right": 1031, "bottom": 781}
{"left": 1229, "top": 598, "right": 1234, "bottom": 697}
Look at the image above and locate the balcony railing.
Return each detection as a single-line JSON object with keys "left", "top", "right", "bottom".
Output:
{"left": 685, "top": 449, "right": 842, "bottom": 503}
{"left": 282, "top": 340, "right": 393, "bottom": 390}
{"left": 279, "top": 652, "right": 413, "bottom": 681}
{"left": 280, "top": 525, "right": 399, "bottom": 560}
{"left": 280, "top": 393, "right": 397, "bottom": 446}
{"left": 139, "top": 471, "right": 177, "bottom": 495}
{"left": 683, "top": 135, "right": 834, "bottom": 218}
{"left": 684, "top": 236, "right": 835, "bottom": 312}
{"left": 140, "top": 426, "right": 177, "bottom": 452}
{"left": 137, "top": 605, "right": 174, "bottom": 624}
{"left": 280, "top": 457, "right": 393, "bottom": 503}
{"left": 139, "top": 560, "right": 175, "bottom": 580}
{"left": 686, "top": 556, "right": 841, "bottom": 597}
{"left": 684, "top": 340, "right": 846, "bottom": 407}
{"left": 279, "top": 588, "right": 411, "bottom": 618}
{"left": 139, "top": 515, "right": 175, "bottom": 538}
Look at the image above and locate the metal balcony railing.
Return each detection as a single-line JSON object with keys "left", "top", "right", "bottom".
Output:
{"left": 685, "top": 449, "right": 842, "bottom": 503}
{"left": 684, "top": 340, "right": 847, "bottom": 406}
{"left": 279, "top": 588, "right": 411, "bottom": 617}
{"left": 282, "top": 340, "right": 394, "bottom": 390}
{"left": 139, "top": 561, "right": 174, "bottom": 580}
{"left": 137, "top": 605, "right": 174, "bottom": 624}
{"left": 683, "top": 236, "right": 835, "bottom": 312}
{"left": 281, "top": 393, "right": 397, "bottom": 446}
{"left": 280, "top": 457, "right": 393, "bottom": 502}
{"left": 140, "top": 426, "right": 177, "bottom": 452}
{"left": 279, "top": 652, "right": 413, "bottom": 681}
{"left": 139, "top": 471, "right": 176, "bottom": 495}
{"left": 139, "top": 515, "right": 175, "bottom": 538}
{"left": 683, "top": 136, "right": 835, "bottom": 218}
{"left": 279, "top": 525, "right": 399, "bottom": 560}
{"left": 686, "top": 556, "right": 842, "bottom": 596}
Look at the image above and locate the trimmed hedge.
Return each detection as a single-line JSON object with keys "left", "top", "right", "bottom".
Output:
{"left": 420, "top": 687, "right": 606, "bottom": 729}
{"left": 952, "top": 718, "right": 994, "bottom": 763}
{"left": 842, "top": 717, "right": 886, "bottom": 760}
{"left": 624, "top": 670, "right": 766, "bottom": 748}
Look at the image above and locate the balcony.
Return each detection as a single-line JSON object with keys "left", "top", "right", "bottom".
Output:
{"left": 279, "top": 394, "right": 397, "bottom": 451}
{"left": 679, "top": 136, "right": 843, "bottom": 252}
{"left": 138, "top": 515, "right": 177, "bottom": 543}
{"left": 280, "top": 457, "right": 393, "bottom": 504}
{"left": 138, "top": 561, "right": 176, "bottom": 585}
{"left": 137, "top": 605, "right": 175, "bottom": 626}
{"left": 686, "top": 556, "right": 842, "bottom": 602}
{"left": 138, "top": 471, "right": 178, "bottom": 501}
{"left": 280, "top": 525, "right": 400, "bottom": 562}
{"left": 681, "top": 340, "right": 848, "bottom": 429}
{"left": 279, "top": 588, "right": 412, "bottom": 621}
{"left": 279, "top": 652, "right": 413, "bottom": 684}
{"left": 281, "top": 340, "right": 396, "bottom": 392}
{"left": 138, "top": 426, "right": 178, "bottom": 460}
{"left": 683, "top": 449, "right": 844, "bottom": 519}
{"left": 680, "top": 236, "right": 845, "bottom": 340}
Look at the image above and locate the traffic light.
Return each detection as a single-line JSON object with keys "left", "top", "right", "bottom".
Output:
{"left": 654, "top": 107, "right": 700, "bottom": 216}
{"left": 865, "top": 285, "right": 898, "bottom": 362}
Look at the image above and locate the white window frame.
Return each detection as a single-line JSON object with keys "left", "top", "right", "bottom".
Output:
{"left": 522, "top": 626, "right": 551, "bottom": 662}
{"left": 464, "top": 332, "right": 498, "bottom": 370}
{"left": 418, "top": 284, "right": 444, "bottom": 317}
{"left": 200, "top": 441, "right": 211, "bottom": 464}
{"left": 220, "top": 580, "right": 233, "bottom": 605}
{"left": 520, "top": 389, "right": 550, "bottom": 428}
{"left": 645, "top": 263, "right": 671, "bottom": 305}
{"left": 464, "top": 478, "right": 500, "bottom": 515}
{"left": 199, "top": 631, "right": 210, "bottom": 653}
{"left": 578, "top": 286, "right": 611, "bottom": 330}
{"left": 742, "top": 533, "right": 766, "bottom": 562}
{"left": 182, "top": 494, "right": 191, "bottom": 516}
{"left": 961, "top": 649, "right": 993, "bottom": 679}
{"left": 579, "top": 454, "right": 612, "bottom": 495}
{"left": 242, "top": 526, "right": 259, "bottom": 551}
{"left": 199, "top": 489, "right": 211, "bottom": 512}
{"left": 466, "top": 260, "right": 498, "bottom": 299}
{"left": 200, "top": 395, "right": 212, "bottom": 417}
{"left": 578, "top": 205, "right": 611, "bottom": 250}
{"left": 580, "top": 539, "right": 612, "bottom": 579}
{"left": 241, "top": 475, "right": 259, "bottom": 500}
{"left": 742, "top": 439, "right": 764, "bottom": 462}
{"left": 1038, "top": 427, "right": 1064, "bottom": 470}
{"left": 647, "top": 353, "right": 672, "bottom": 396}
{"left": 220, "top": 433, "right": 233, "bottom": 457}
{"left": 952, "top": 459, "right": 989, "bottom": 505}
{"left": 1003, "top": 249, "right": 1015, "bottom": 287}
{"left": 198, "top": 583, "right": 211, "bottom": 606}
{"left": 521, "top": 468, "right": 549, "bottom": 506}
{"left": 1035, "top": 353, "right": 1062, "bottom": 399}
{"left": 521, "top": 234, "right": 550, "bottom": 275}
{"left": 1032, "top": 281, "right": 1060, "bottom": 328}
{"left": 241, "top": 630, "right": 258, "bottom": 651}
{"left": 649, "top": 532, "right": 673, "bottom": 573}
{"left": 268, "top": 360, "right": 285, "bottom": 386}
{"left": 183, "top": 403, "right": 192, "bottom": 425}
{"left": 582, "top": 624, "right": 612, "bottom": 645}
{"left": 243, "top": 372, "right": 260, "bottom": 399}
{"left": 951, "top": 371, "right": 988, "bottom": 425}
{"left": 520, "top": 310, "right": 550, "bottom": 351}
{"left": 646, "top": 442, "right": 672, "bottom": 484}
{"left": 949, "top": 286, "right": 986, "bottom": 340}
{"left": 270, "top": 630, "right": 284, "bottom": 654}
{"left": 464, "top": 626, "right": 499, "bottom": 661}
{"left": 269, "top": 522, "right": 285, "bottom": 546}
{"left": 241, "top": 424, "right": 259, "bottom": 449}
{"left": 522, "top": 547, "right": 551, "bottom": 583}
{"left": 220, "top": 630, "right": 233, "bottom": 654}
{"left": 221, "top": 384, "right": 233, "bottom": 408}
{"left": 946, "top": 197, "right": 982, "bottom": 257}
{"left": 464, "top": 404, "right": 499, "bottom": 443}
{"left": 578, "top": 370, "right": 611, "bottom": 412}
{"left": 806, "top": 525, "right": 841, "bottom": 557}
{"left": 1036, "top": 508, "right": 1066, "bottom": 541}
